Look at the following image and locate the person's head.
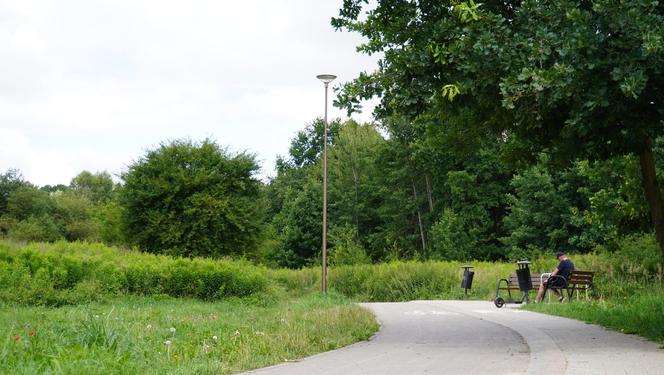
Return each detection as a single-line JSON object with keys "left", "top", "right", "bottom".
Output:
{"left": 555, "top": 251, "right": 566, "bottom": 260}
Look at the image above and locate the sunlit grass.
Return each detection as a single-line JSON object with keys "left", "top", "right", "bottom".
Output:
{"left": 525, "top": 289, "right": 664, "bottom": 345}
{"left": 0, "top": 293, "right": 378, "bottom": 374}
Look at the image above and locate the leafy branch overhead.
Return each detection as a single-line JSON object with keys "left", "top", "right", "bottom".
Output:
{"left": 333, "top": 0, "right": 664, "bottom": 255}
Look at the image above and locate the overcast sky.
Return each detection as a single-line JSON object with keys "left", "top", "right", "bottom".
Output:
{"left": 0, "top": 0, "right": 378, "bottom": 186}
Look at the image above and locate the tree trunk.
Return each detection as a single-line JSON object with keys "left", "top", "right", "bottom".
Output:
{"left": 411, "top": 179, "right": 427, "bottom": 255}
{"left": 639, "top": 137, "right": 664, "bottom": 258}
{"left": 425, "top": 174, "right": 434, "bottom": 213}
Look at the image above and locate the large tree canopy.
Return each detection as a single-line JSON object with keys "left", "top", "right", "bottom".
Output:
{"left": 119, "top": 139, "right": 265, "bottom": 258}
{"left": 333, "top": 0, "right": 664, "bottom": 255}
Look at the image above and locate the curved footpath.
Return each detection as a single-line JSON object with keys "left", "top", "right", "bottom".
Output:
{"left": 243, "top": 300, "right": 664, "bottom": 375}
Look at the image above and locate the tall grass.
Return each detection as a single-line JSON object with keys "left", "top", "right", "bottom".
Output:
{"left": 0, "top": 241, "right": 268, "bottom": 306}
{"left": 0, "top": 293, "right": 378, "bottom": 374}
{"left": 269, "top": 234, "right": 664, "bottom": 302}
{"left": 526, "top": 289, "right": 664, "bottom": 345}
{"left": 3, "top": 232, "right": 662, "bottom": 306}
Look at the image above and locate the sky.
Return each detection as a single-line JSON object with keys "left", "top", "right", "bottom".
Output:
{"left": 0, "top": 0, "right": 378, "bottom": 186}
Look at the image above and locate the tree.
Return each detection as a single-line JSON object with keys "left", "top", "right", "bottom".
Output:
{"left": 502, "top": 165, "right": 571, "bottom": 259}
{"left": 70, "top": 171, "right": 114, "bottom": 204}
{"left": 266, "top": 118, "right": 344, "bottom": 267}
{"left": 430, "top": 145, "right": 512, "bottom": 261}
{"left": 0, "top": 169, "right": 31, "bottom": 215}
{"left": 119, "top": 139, "right": 265, "bottom": 258}
{"left": 334, "top": 0, "right": 664, "bottom": 256}
{"left": 52, "top": 191, "right": 101, "bottom": 242}
{"left": 328, "top": 121, "right": 385, "bottom": 252}
{"left": 6, "top": 187, "right": 54, "bottom": 221}
{"left": 269, "top": 174, "right": 323, "bottom": 267}
{"left": 284, "top": 118, "right": 341, "bottom": 169}
{"left": 3, "top": 186, "right": 61, "bottom": 242}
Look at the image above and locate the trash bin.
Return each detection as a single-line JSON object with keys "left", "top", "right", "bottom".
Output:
{"left": 460, "top": 265, "right": 474, "bottom": 296}
{"left": 516, "top": 260, "right": 532, "bottom": 292}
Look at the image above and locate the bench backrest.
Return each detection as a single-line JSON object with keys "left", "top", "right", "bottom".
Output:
{"left": 568, "top": 270, "right": 594, "bottom": 285}
{"left": 508, "top": 274, "right": 544, "bottom": 287}
{"left": 507, "top": 270, "right": 594, "bottom": 287}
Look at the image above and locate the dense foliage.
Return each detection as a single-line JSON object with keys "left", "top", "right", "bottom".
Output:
{"left": 1, "top": 1, "right": 663, "bottom": 269}
{"left": 119, "top": 139, "right": 265, "bottom": 258}
{"left": 0, "top": 241, "right": 267, "bottom": 306}
{"left": 332, "top": 0, "right": 664, "bottom": 256}
{"left": 0, "top": 170, "right": 120, "bottom": 244}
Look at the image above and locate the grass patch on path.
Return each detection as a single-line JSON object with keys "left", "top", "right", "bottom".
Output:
{"left": 524, "top": 291, "right": 664, "bottom": 346}
{"left": 0, "top": 292, "right": 378, "bottom": 374}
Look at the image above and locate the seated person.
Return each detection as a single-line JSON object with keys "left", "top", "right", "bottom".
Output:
{"left": 536, "top": 251, "right": 574, "bottom": 302}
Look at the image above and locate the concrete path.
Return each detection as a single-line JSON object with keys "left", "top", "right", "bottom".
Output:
{"left": 243, "top": 300, "right": 664, "bottom": 375}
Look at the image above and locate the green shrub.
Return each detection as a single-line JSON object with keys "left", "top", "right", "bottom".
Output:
{"left": 9, "top": 216, "right": 61, "bottom": 243}
{"left": 0, "top": 241, "right": 268, "bottom": 306}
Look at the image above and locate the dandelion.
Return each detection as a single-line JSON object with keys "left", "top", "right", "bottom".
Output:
{"left": 233, "top": 330, "right": 241, "bottom": 336}
{"left": 212, "top": 335, "right": 218, "bottom": 341}
{"left": 164, "top": 340, "right": 172, "bottom": 359}
{"left": 170, "top": 327, "right": 176, "bottom": 334}
{"left": 146, "top": 324, "right": 152, "bottom": 329}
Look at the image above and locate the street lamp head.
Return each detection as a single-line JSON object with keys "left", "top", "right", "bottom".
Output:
{"left": 316, "top": 74, "right": 337, "bottom": 84}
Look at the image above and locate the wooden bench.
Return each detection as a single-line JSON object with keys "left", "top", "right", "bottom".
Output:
{"left": 547, "top": 270, "right": 595, "bottom": 301}
{"left": 494, "top": 273, "right": 546, "bottom": 305}
{"left": 497, "top": 274, "right": 545, "bottom": 292}
{"left": 494, "top": 270, "right": 595, "bottom": 307}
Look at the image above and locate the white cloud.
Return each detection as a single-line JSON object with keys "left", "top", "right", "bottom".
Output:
{"left": 0, "top": 0, "right": 380, "bottom": 186}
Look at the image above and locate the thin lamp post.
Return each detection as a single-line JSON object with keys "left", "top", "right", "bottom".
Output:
{"left": 316, "top": 74, "right": 336, "bottom": 293}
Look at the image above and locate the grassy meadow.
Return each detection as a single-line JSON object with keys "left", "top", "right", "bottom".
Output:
{"left": 526, "top": 290, "right": 664, "bottom": 345}
{"left": 1, "top": 236, "right": 663, "bottom": 373}
{"left": 0, "top": 293, "right": 377, "bottom": 374}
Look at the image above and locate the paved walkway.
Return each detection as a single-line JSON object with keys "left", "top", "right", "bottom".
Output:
{"left": 243, "top": 300, "right": 664, "bottom": 375}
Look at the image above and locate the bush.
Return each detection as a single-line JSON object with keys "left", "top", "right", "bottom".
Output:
{"left": 0, "top": 241, "right": 268, "bottom": 306}
{"left": 329, "top": 225, "right": 371, "bottom": 266}
{"left": 8, "top": 216, "right": 61, "bottom": 242}
{"left": 118, "top": 139, "right": 265, "bottom": 258}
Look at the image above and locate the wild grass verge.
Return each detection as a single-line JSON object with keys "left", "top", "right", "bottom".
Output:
{"left": 270, "top": 234, "right": 664, "bottom": 302}
{"left": 0, "top": 292, "right": 378, "bottom": 374}
{"left": 0, "top": 240, "right": 268, "bottom": 305}
{"left": 524, "top": 289, "right": 664, "bottom": 346}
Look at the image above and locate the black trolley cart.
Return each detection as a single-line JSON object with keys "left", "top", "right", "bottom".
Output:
{"left": 494, "top": 260, "right": 534, "bottom": 308}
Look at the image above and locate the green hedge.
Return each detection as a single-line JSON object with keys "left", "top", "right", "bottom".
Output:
{"left": 0, "top": 241, "right": 267, "bottom": 306}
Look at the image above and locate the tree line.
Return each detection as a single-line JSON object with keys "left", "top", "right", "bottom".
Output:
{"left": 2, "top": 0, "right": 663, "bottom": 266}
{"left": 2, "top": 119, "right": 659, "bottom": 268}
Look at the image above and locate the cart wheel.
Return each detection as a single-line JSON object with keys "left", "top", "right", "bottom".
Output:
{"left": 494, "top": 297, "right": 505, "bottom": 308}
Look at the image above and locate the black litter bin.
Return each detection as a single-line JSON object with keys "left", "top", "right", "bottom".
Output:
{"left": 516, "top": 260, "right": 532, "bottom": 300}
{"left": 460, "top": 265, "right": 474, "bottom": 296}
